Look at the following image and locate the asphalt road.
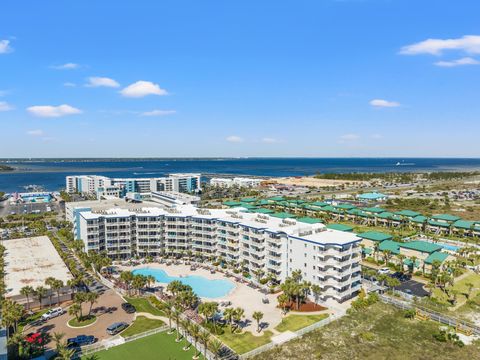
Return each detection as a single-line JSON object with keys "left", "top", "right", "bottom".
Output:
{"left": 394, "top": 279, "right": 429, "bottom": 297}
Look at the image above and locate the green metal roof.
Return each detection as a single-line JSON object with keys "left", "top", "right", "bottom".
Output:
{"left": 223, "top": 201, "right": 242, "bottom": 207}
{"left": 431, "top": 214, "right": 461, "bottom": 222}
{"left": 376, "top": 212, "right": 402, "bottom": 221}
{"left": 320, "top": 205, "right": 335, "bottom": 212}
{"left": 362, "top": 247, "right": 373, "bottom": 255}
{"left": 357, "top": 231, "right": 393, "bottom": 242}
{"left": 256, "top": 199, "right": 271, "bottom": 206}
{"left": 241, "top": 197, "right": 258, "bottom": 203}
{"left": 268, "top": 196, "right": 285, "bottom": 202}
{"left": 311, "top": 201, "right": 329, "bottom": 207}
{"left": 303, "top": 205, "right": 324, "bottom": 212}
{"left": 395, "top": 210, "right": 421, "bottom": 218}
{"left": 326, "top": 223, "right": 353, "bottom": 232}
{"left": 362, "top": 207, "right": 386, "bottom": 214}
{"left": 237, "top": 203, "right": 258, "bottom": 209}
{"left": 411, "top": 215, "right": 428, "bottom": 223}
{"left": 253, "top": 208, "right": 274, "bottom": 214}
{"left": 403, "top": 258, "right": 421, "bottom": 268}
{"left": 428, "top": 220, "right": 451, "bottom": 228}
{"left": 378, "top": 240, "right": 401, "bottom": 254}
{"left": 270, "top": 212, "right": 296, "bottom": 219}
{"left": 424, "top": 251, "right": 450, "bottom": 265}
{"left": 453, "top": 220, "right": 480, "bottom": 231}
{"left": 399, "top": 241, "right": 442, "bottom": 254}
{"left": 335, "top": 203, "right": 356, "bottom": 210}
{"left": 297, "top": 217, "right": 322, "bottom": 224}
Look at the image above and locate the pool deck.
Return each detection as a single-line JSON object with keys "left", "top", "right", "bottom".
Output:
{"left": 122, "top": 263, "right": 284, "bottom": 334}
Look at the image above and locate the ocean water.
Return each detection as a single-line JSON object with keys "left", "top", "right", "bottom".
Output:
{"left": 132, "top": 267, "right": 235, "bottom": 298}
{"left": 1, "top": 158, "right": 480, "bottom": 193}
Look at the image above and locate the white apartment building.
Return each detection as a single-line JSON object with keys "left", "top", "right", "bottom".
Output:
{"left": 74, "top": 205, "right": 361, "bottom": 302}
{"left": 210, "top": 177, "right": 263, "bottom": 188}
{"left": 66, "top": 173, "right": 201, "bottom": 197}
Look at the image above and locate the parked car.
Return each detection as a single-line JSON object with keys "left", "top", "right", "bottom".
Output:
{"left": 107, "top": 322, "right": 129, "bottom": 335}
{"left": 121, "top": 303, "right": 136, "bottom": 314}
{"left": 41, "top": 307, "right": 65, "bottom": 321}
{"left": 377, "top": 267, "right": 390, "bottom": 275}
{"left": 67, "top": 335, "right": 96, "bottom": 348}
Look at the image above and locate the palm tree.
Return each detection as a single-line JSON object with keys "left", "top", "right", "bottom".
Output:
{"left": 311, "top": 284, "right": 322, "bottom": 304}
{"left": 83, "top": 355, "right": 99, "bottom": 360}
{"left": 56, "top": 346, "right": 76, "bottom": 359}
{"left": 86, "top": 291, "right": 99, "bottom": 317}
{"left": 189, "top": 323, "right": 201, "bottom": 359}
{"left": 68, "top": 303, "right": 82, "bottom": 321}
{"left": 162, "top": 300, "right": 175, "bottom": 333}
{"left": 53, "top": 279, "right": 64, "bottom": 306}
{"left": 45, "top": 277, "right": 57, "bottom": 307}
{"left": 233, "top": 307, "right": 244, "bottom": 331}
{"left": 465, "top": 282, "right": 474, "bottom": 299}
{"left": 223, "top": 307, "right": 235, "bottom": 332}
{"left": 120, "top": 271, "right": 134, "bottom": 295}
{"left": 181, "top": 319, "right": 191, "bottom": 350}
{"left": 34, "top": 286, "right": 47, "bottom": 309}
{"left": 52, "top": 332, "right": 65, "bottom": 353}
{"left": 209, "top": 338, "right": 223, "bottom": 360}
{"left": 252, "top": 311, "right": 264, "bottom": 333}
{"left": 174, "top": 310, "right": 182, "bottom": 342}
{"left": 20, "top": 286, "right": 34, "bottom": 310}
{"left": 199, "top": 331, "right": 210, "bottom": 360}
{"left": 277, "top": 293, "right": 289, "bottom": 314}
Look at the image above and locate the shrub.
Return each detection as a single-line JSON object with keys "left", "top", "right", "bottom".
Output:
{"left": 404, "top": 309, "right": 416, "bottom": 319}
{"left": 359, "top": 332, "right": 375, "bottom": 341}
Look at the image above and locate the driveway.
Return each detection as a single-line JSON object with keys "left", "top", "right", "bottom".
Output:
{"left": 394, "top": 279, "right": 429, "bottom": 297}
{"left": 26, "top": 289, "right": 134, "bottom": 347}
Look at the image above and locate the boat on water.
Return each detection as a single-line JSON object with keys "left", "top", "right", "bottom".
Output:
{"left": 395, "top": 161, "right": 415, "bottom": 166}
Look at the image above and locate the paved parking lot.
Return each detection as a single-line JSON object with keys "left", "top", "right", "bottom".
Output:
{"left": 27, "top": 289, "right": 134, "bottom": 347}
{"left": 394, "top": 279, "right": 429, "bottom": 297}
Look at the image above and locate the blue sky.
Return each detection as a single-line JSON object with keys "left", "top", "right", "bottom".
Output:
{"left": 1, "top": 0, "right": 479, "bottom": 158}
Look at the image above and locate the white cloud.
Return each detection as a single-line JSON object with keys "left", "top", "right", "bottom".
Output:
{"left": 63, "top": 82, "right": 76, "bottom": 87}
{"left": 51, "top": 63, "right": 80, "bottom": 70}
{"left": 226, "top": 135, "right": 244, "bottom": 143}
{"left": 400, "top": 35, "right": 480, "bottom": 56}
{"left": 339, "top": 134, "right": 360, "bottom": 141}
{"left": 120, "top": 81, "right": 168, "bottom": 98}
{"left": 27, "top": 104, "right": 82, "bottom": 118}
{"left": 262, "top": 137, "right": 278, "bottom": 143}
{"left": 434, "top": 57, "right": 480, "bottom": 67}
{"left": 371, "top": 134, "right": 383, "bottom": 139}
{"left": 369, "top": 99, "right": 400, "bottom": 108}
{"left": 26, "top": 129, "right": 44, "bottom": 136}
{"left": 140, "top": 109, "right": 176, "bottom": 117}
{"left": 0, "top": 40, "right": 13, "bottom": 54}
{"left": 85, "top": 76, "right": 120, "bottom": 88}
{"left": 0, "top": 101, "right": 14, "bottom": 112}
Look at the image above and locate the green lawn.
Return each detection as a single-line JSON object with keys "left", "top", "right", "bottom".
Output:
{"left": 84, "top": 331, "right": 202, "bottom": 360}
{"left": 218, "top": 329, "right": 273, "bottom": 354}
{"left": 124, "top": 296, "right": 164, "bottom": 316}
{"left": 275, "top": 313, "right": 329, "bottom": 332}
{"left": 252, "top": 302, "right": 480, "bottom": 360}
{"left": 68, "top": 315, "right": 97, "bottom": 328}
{"left": 120, "top": 316, "right": 165, "bottom": 337}
{"left": 432, "top": 272, "right": 480, "bottom": 307}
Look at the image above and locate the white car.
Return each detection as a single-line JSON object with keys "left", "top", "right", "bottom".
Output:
{"left": 377, "top": 267, "right": 390, "bottom": 275}
{"left": 41, "top": 307, "right": 65, "bottom": 321}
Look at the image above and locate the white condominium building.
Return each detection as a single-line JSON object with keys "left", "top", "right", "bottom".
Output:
{"left": 75, "top": 205, "right": 361, "bottom": 302}
{"left": 210, "top": 177, "right": 263, "bottom": 188}
{"left": 66, "top": 173, "right": 201, "bottom": 197}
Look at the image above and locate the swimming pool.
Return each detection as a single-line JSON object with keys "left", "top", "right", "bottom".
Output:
{"left": 437, "top": 243, "right": 459, "bottom": 252}
{"left": 132, "top": 267, "right": 235, "bottom": 298}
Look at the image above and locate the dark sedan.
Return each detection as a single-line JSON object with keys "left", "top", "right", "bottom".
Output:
{"left": 121, "top": 302, "right": 136, "bottom": 314}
